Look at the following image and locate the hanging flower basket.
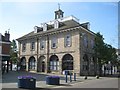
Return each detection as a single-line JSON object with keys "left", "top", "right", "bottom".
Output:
{"left": 18, "top": 76, "right": 36, "bottom": 89}
{"left": 46, "top": 76, "right": 60, "bottom": 85}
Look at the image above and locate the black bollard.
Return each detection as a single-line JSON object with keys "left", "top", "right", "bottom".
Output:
{"left": 65, "top": 71, "right": 68, "bottom": 83}
{"left": 70, "top": 73, "right": 72, "bottom": 82}
{"left": 74, "top": 73, "right": 76, "bottom": 81}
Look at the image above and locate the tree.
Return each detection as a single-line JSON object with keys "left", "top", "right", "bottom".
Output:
{"left": 10, "top": 39, "right": 18, "bottom": 70}
{"left": 104, "top": 44, "right": 118, "bottom": 75}
{"left": 94, "top": 32, "right": 105, "bottom": 76}
{"left": 94, "top": 32, "right": 118, "bottom": 76}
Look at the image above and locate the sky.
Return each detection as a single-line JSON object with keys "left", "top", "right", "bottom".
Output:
{"left": 0, "top": 2, "right": 118, "bottom": 48}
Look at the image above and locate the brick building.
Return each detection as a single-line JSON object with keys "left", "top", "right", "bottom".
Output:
{"left": 17, "top": 8, "right": 96, "bottom": 76}
{"left": 0, "top": 31, "right": 10, "bottom": 73}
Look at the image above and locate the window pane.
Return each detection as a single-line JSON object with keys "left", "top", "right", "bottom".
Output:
{"left": 50, "top": 61, "right": 53, "bottom": 65}
{"left": 57, "top": 61, "right": 59, "bottom": 65}
{"left": 65, "top": 35, "right": 71, "bottom": 46}
{"left": 50, "top": 66, "right": 52, "bottom": 70}
{"left": 51, "top": 38, "right": 57, "bottom": 48}
{"left": 54, "top": 61, "right": 56, "bottom": 65}
{"left": 31, "top": 42, "right": 35, "bottom": 50}
{"left": 40, "top": 40, "right": 45, "bottom": 49}
{"left": 54, "top": 66, "right": 57, "bottom": 70}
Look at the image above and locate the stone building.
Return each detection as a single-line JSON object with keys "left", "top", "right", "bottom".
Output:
{"left": 0, "top": 31, "right": 10, "bottom": 73}
{"left": 17, "top": 8, "right": 96, "bottom": 76}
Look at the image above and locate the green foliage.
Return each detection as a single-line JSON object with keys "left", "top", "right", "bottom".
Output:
{"left": 94, "top": 32, "right": 118, "bottom": 75}
{"left": 10, "top": 39, "right": 18, "bottom": 64}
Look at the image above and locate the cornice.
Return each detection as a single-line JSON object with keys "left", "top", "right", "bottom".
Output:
{"left": 17, "top": 26, "right": 95, "bottom": 41}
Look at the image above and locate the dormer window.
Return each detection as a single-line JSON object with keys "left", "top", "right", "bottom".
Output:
{"left": 54, "top": 20, "right": 59, "bottom": 29}
{"left": 43, "top": 23, "right": 47, "bottom": 31}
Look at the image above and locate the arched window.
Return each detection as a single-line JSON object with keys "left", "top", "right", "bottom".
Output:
{"left": 49, "top": 55, "right": 59, "bottom": 70}
{"left": 29, "top": 57, "right": 36, "bottom": 70}
{"left": 20, "top": 57, "right": 26, "bottom": 70}
{"left": 62, "top": 54, "right": 73, "bottom": 70}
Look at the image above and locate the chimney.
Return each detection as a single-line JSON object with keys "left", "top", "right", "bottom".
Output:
{"left": 4, "top": 31, "right": 10, "bottom": 41}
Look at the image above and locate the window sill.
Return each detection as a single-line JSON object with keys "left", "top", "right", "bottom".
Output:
{"left": 51, "top": 47, "right": 57, "bottom": 49}
{"left": 30, "top": 49, "right": 35, "bottom": 51}
{"left": 40, "top": 48, "right": 45, "bottom": 50}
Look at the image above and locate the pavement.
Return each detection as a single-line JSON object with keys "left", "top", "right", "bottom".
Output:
{"left": 1, "top": 71, "right": 119, "bottom": 89}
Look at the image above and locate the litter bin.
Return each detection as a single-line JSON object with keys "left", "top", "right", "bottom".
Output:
{"left": 46, "top": 76, "right": 60, "bottom": 85}
{"left": 18, "top": 76, "right": 36, "bottom": 89}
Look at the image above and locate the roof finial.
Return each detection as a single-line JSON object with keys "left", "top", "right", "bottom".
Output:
{"left": 58, "top": 3, "right": 60, "bottom": 10}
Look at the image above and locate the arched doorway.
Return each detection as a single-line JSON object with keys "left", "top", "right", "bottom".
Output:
{"left": 38, "top": 56, "right": 45, "bottom": 72}
{"left": 49, "top": 55, "right": 59, "bottom": 71}
{"left": 28, "top": 56, "right": 36, "bottom": 71}
{"left": 20, "top": 57, "right": 26, "bottom": 70}
{"left": 62, "top": 54, "right": 73, "bottom": 71}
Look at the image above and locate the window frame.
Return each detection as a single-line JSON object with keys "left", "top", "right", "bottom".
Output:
{"left": 90, "top": 39, "right": 94, "bottom": 49}
{"left": 54, "top": 20, "right": 59, "bottom": 29}
{"left": 29, "top": 59, "right": 36, "bottom": 70}
{"left": 22, "top": 43, "right": 26, "bottom": 52}
{"left": 31, "top": 41, "right": 35, "bottom": 51}
{"left": 50, "top": 60, "right": 59, "bottom": 71}
{"left": 40, "top": 39, "right": 45, "bottom": 50}
{"left": 64, "top": 34, "right": 72, "bottom": 47}
{"left": 51, "top": 37, "right": 57, "bottom": 49}
{"left": 83, "top": 35, "right": 88, "bottom": 48}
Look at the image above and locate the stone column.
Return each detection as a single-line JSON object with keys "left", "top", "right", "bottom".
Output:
{"left": 26, "top": 62, "right": 29, "bottom": 71}
{"left": 59, "top": 61, "right": 62, "bottom": 74}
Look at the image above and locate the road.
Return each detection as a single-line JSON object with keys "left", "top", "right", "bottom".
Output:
{"left": 1, "top": 71, "right": 119, "bottom": 89}
{"left": 55, "top": 77, "right": 119, "bottom": 88}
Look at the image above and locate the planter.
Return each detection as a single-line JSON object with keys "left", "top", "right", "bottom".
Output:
{"left": 46, "top": 76, "right": 60, "bottom": 85}
{"left": 18, "top": 76, "right": 36, "bottom": 89}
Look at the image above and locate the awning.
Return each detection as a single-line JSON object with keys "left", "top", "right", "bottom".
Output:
{"left": 2, "top": 56, "right": 10, "bottom": 61}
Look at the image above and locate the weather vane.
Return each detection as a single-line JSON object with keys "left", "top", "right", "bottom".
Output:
{"left": 58, "top": 3, "right": 60, "bottom": 10}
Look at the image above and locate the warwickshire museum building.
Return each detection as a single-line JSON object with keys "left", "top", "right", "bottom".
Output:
{"left": 17, "top": 8, "right": 97, "bottom": 76}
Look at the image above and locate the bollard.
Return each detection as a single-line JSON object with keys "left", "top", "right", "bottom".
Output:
{"left": 74, "top": 73, "right": 76, "bottom": 81}
{"left": 65, "top": 71, "right": 68, "bottom": 83}
{"left": 70, "top": 73, "right": 72, "bottom": 82}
